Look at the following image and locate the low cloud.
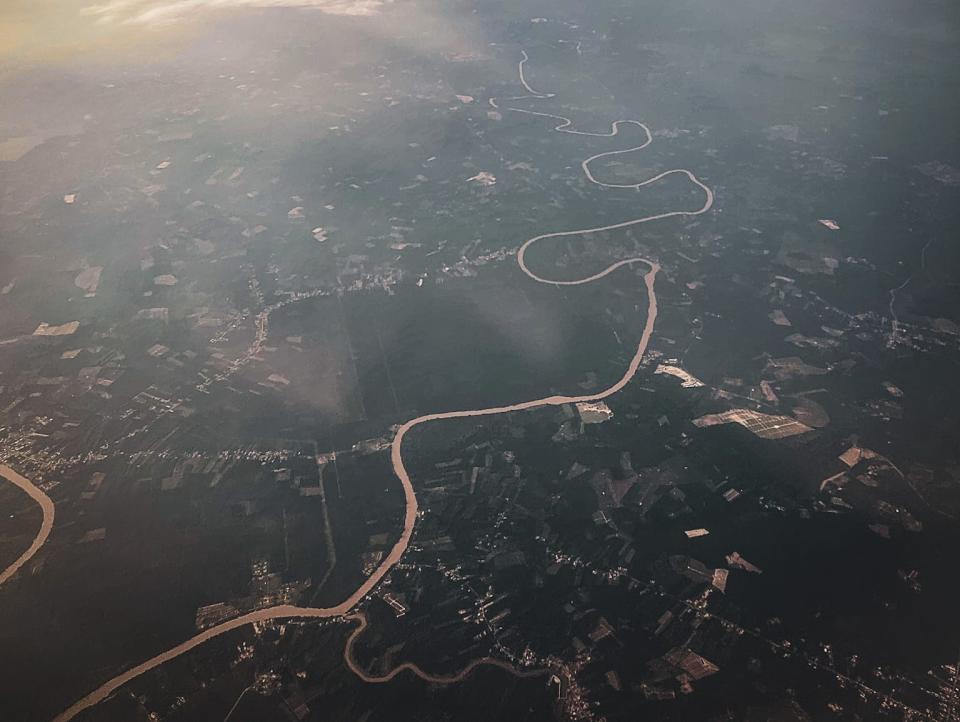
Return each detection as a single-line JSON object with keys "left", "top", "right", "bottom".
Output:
{"left": 83, "top": 0, "right": 387, "bottom": 26}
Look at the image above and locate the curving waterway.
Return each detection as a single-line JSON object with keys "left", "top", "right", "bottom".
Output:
{"left": 0, "top": 464, "right": 55, "bottom": 587}
{"left": 51, "top": 51, "right": 714, "bottom": 721}
{"left": 343, "top": 612, "right": 549, "bottom": 683}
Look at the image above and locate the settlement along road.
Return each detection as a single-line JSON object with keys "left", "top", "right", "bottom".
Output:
{"left": 52, "top": 51, "right": 713, "bottom": 721}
